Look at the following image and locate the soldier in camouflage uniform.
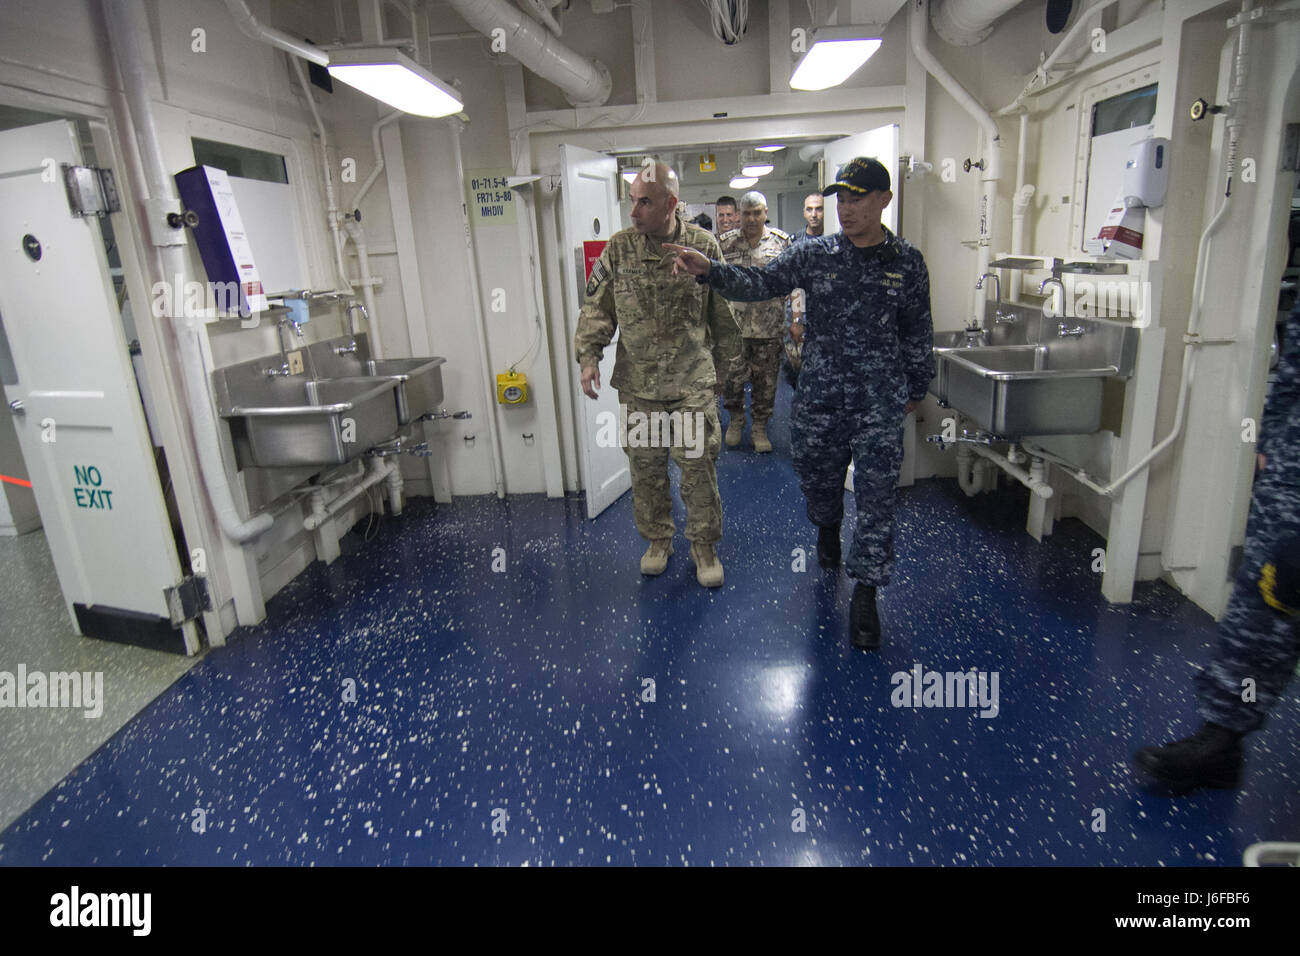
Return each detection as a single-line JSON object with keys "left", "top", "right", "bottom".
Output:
{"left": 575, "top": 162, "right": 743, "bottom": 588}
{"left": 1135, "top": 299, "right": 1300, "bottom": 793}
{"left": 669, "top": 158, "right": 933, "bottom": 648}
{"left": 718, "top": 191, "right": 791, "bottom": 452}
{"left": 783, "top": 193, "right": 827, "bottom": 388}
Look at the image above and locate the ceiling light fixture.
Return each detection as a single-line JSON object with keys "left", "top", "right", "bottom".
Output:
{"left": 741, "top": 162, "right": 775, "bottom": 177}
{"left": 729, "top": 175, "right": 759, "bottom": 189}
{"left": 755, "top": 144, "right": 785, "bottom": 152}
{"left": 790, "top": 26, "right": 883, "bottom": 92}
{"left": 327, "top": 47, "right": 463, "bottom": 117}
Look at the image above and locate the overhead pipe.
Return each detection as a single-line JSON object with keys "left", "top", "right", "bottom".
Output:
{"left": 996, "top": 0, "right": 1123, "bottom": 115}
{"left": 222, "top": 0, "right": 330, "bottom": 66}
{"left": 445, "top": 0, "right": 611, "bottom": 106}
{"left": 1009, "top": 111, "right": 1035, "bottom": 302}
{"left": 290, "top": 56, "right": 354, "bottom": 294}
{"left": 932, "top": 0, "right": 1026, "bottom": 46}
{"left": 910, "top": 0, "right": 1002, "bottom": 331}
{"left": 104, "top": 0, "right": 272, "bottom": 542}
{"left": 522, "top": 0, "right": 563, "bottom": 36}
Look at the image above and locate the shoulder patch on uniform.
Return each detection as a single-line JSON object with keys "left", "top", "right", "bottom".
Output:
{"left": 585, "top": 258, "right": 611, "bottom": 297}
{"left": 769, "top": 227, "right": 790, "bottom": 241}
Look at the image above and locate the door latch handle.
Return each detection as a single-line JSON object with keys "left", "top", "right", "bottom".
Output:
{"left": 8, "top": 400, "right": 24, "bottom": 414}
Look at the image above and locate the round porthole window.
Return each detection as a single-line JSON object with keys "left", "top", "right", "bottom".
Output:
{"left": 22, "top": 234, "right": 41, "bottom": 262}
{"left": 593, "top": 218, "right": 601, "bottom": 236}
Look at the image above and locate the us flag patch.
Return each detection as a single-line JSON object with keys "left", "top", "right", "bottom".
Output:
{"left": 586, "top": 258, "right": 611, "bottom": 297}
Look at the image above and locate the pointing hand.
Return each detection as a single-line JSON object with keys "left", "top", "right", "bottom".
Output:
{"left": 664, "top": 243, "right": 711, "bottom": 277}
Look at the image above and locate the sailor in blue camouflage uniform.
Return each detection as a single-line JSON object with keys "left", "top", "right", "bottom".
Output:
{"left": 668, "top": 157, "right": 934, "bottom": 649}
{"left": 1135, "top": 298, "right": 1300, "bottom": 793}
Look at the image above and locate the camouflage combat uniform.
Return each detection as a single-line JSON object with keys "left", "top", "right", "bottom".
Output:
{"left": 783, "top": 229, "right": 822, "bottom": 386}
{"left": 1195, "top": 299, "right": 1300, "bottom": 733}
{"left": 575, "top": 217, "right": 743, "bottom": 545}
{"left": 718, "top": 226, "right": 791, "bottom": 425}
{"left": 702, "top": 225, "right": 933, "bottom": 584}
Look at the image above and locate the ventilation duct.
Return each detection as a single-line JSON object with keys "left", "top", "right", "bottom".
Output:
{"left": 445, "top": 0, "right": 611, "bottom": 106}
{"left": 932, "top": 0, "right": 1026, "bottom": 46}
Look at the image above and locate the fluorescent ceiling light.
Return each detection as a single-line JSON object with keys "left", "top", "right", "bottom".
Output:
{"left": 327, "top": 47, "right": 463, "bottom": 117}
{"left": 729, "top": 175, "right": 758, "bottom": 189}
{"left": 741, "top": 162, "right": 775, "bottom": 177}
{"left": 790, "top": 27, "right": 883, "bottom": 92}
{"left": 621, "top": 170, "right": 639, "bottom": 185}
{"left": 755, "top": 144, "right": 785, "bottom": 152}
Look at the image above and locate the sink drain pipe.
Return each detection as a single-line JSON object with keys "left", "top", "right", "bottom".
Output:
{"left": 955, "top": 441, "right": 1052, "bottom": 498}
{"left": 972, "top": 444, "right": 1053, "bottom": 498}
{"left": 304, "top": 458, "right": 399, "bottom": 531}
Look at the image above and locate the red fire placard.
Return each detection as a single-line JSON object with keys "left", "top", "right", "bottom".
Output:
{"left": 583, "top": 240, "right": 607, "bottom": 280}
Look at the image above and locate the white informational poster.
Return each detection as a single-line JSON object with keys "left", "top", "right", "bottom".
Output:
{"left": 201, "top": 166, "right": 268, "bottom": 313}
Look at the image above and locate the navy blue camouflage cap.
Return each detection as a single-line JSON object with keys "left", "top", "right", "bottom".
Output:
{"left": 823, "top": 157, "right": 891, "bottom": 196}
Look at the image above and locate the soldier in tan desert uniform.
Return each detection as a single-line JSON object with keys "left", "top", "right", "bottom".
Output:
{"left": 717, "top": 191, "right": 790, "bottom": 453}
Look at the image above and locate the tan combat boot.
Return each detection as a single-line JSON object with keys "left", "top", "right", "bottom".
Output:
{"left": 752, "top": 421, "right": 772, "bottom": 453}
{"left": 690, "top": 542, "right": 724, "bottom": 587}
{"left": 640, "top": 538, "right": 673, "bottom": 575}
{"left": 725, "top": 416, "right": 743, "bottom": 447}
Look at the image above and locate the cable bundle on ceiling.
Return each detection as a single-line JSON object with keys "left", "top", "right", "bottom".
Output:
{"left": 699, "top": 0, "right": 749, "bottom": 45}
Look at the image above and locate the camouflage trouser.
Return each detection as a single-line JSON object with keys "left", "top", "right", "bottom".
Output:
{"left": 1195, "top": 469, "right": 1300, "bottom": 734}
{"left": 623, "top": 390, "right": 723, "bottom": 544}
{"left": 792, "top": 394, "right": 904, "bottom": 586}
{"left": 723, "top": 337, "right": 784, "bottom": 424}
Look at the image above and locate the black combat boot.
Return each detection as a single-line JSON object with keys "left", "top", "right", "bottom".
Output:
{"left": 849, "top": 583, "right": 880, "bottom": 650}
{"left": 1133, "top": 722, "right": 1244, "bottom": 794}
{"left": 817, "top": 524, "right": 841, "bottom": 568}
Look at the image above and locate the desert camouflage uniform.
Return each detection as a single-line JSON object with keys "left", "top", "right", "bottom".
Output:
{"left": 783, "top": 228, "right": 822, "bottom": 386}
{"left": 1196, "top": 300, "right": 1300, "bottom": 733}
{"left": 718, "top": 225, "right": 791, "bottom": 425}
{"left": 575, "top": 217, "right": 743, "bottom": 544}
{"left": 701, "top": 226, "right": 933, "bottom": 584}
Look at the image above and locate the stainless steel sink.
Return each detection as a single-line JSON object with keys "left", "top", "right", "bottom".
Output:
{"left": 942, "top": 345, "right": 1116, "bottom": 436}
{"left": 213, "top": 368, "right": 401, "bottom": 468}
{"left": 928, "top": 305, "right": 1138, "bottom": 438}
{"left": 309, "top": 336, "right": 446, "bottom": 424}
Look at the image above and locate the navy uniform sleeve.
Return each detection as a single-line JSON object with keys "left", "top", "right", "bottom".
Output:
{"left": 1259, "top": 300, "right": 1300, "bottom": 459}
{"left": 705, "top": 242, "right": 804, "bottom": 303}
{"left": 899, "top": 249, "right": 936, "bottom": 402}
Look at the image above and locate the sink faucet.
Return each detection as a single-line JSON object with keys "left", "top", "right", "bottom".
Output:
{"left": 1039, "top": 275, "right": 1066, "bottom": 316}
{"left": 265, "top": 312, "right": 305, "bottom": 376}
{"left": 336, "top": 303, "right": 366, "bottom": 356}
{"left": 976, "top": 272, "right": 1001, "bottom": 304}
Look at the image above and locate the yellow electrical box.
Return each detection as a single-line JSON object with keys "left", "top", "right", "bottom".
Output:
{"left": 497, "top": 371, "right": 528, "bottom": 405}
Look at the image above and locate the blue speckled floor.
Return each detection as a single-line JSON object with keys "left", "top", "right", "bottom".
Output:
{"left": 1, "top": 387, "right": 1297, "bottom": 866}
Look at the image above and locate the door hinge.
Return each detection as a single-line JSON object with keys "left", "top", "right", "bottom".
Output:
{"left": 61, "top": 164, "right": 121, "bottom": 218}
{"left": 165, "top": 575, "right": 211, "bottom": 626}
